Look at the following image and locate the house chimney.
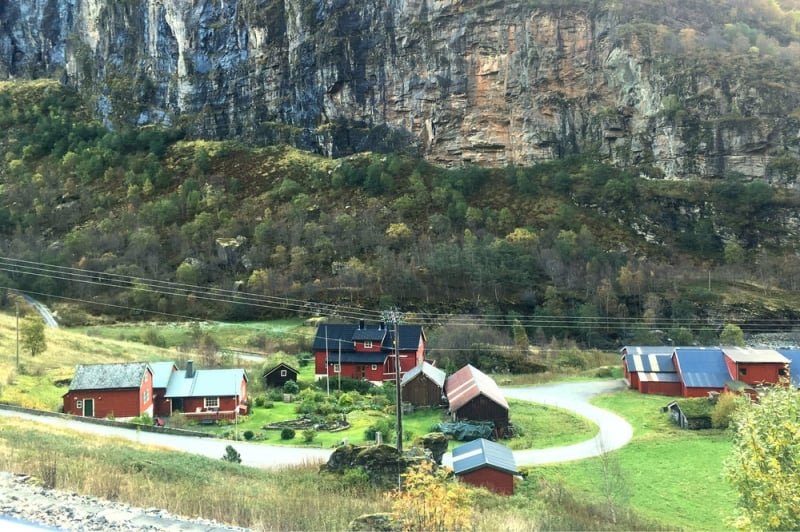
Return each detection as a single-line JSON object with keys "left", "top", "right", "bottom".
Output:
{"left": 186, "top": 360, "right": 194, "bottom": 378}
{"left": 359, "top": 319, "right": 365, "bottom": 330}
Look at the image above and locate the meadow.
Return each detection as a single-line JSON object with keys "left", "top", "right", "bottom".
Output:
{"left": 0, "top": 310, "right": 739, "bottom": 529}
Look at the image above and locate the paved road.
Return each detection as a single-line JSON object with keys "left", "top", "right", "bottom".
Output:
{"left": 0, "top": 380, "right": 631, "bottom": 469}
{"left": 0, "top": 410, "right": 333, "bottom": 469}
{"left": 442, "top": 379, "right": 633, "bottom": 467}
{"left": 18, "top": 293, "right": 58, "bottom": 328}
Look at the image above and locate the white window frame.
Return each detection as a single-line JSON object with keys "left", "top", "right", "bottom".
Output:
{"left": 204, "top": 397, "right": 220, "bottom": 409}
{"left": 371, "top": 364, "right": 377, "bottom": 370}
{"left": 364, "top": 341, "right": 373, "bottom": 349}
{"left": 76, "top": 399, "right": 83, "bottom": 409}
{"left": 333, "top": 364, "right": 341, "bottom": 373}
{"left": 143, "top": 389, "right": 149, "bottom": 403}
{"left": 280, "top": 369, "right": 287, "bottom": 377}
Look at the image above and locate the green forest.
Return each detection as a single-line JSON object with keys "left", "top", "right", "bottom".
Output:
{"left": 1, "top": 79, "right": 800, "bottom": 351}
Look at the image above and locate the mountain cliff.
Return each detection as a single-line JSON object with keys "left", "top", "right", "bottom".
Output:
{"left": 2, "top": 0, "right": 800, "bottom": 178}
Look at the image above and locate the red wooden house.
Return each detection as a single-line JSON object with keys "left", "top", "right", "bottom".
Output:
{"left": 722, "top": 347, "right": 789, "bottom": 386}
{"left": 313, "top": 321, "right": 426, "bottom": 384}
{"left": 452, "top": 438, "right": 518, "bottom": 495}
{"left": 620, "top": 346, "right": 681, "bottom": 396}
{"left": 150, "top": 361, "right": 178, "bottom": 418}
{"left": 673, "top": 347, "right": 729, "bottom": 397}
{"left": 163, "top": 361, "right": 248, "bottom": 422}
{"left": 63, "top": 362, "right": 154, "bottom": 419}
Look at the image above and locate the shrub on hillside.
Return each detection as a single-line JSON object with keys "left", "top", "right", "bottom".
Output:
{"left": 281, "top": 428, "right": 296, "bottom": 440}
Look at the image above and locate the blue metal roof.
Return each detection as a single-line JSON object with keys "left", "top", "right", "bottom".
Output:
{"left": 165, "top": 368, "right": 247, "bottom": 398}
{"left": 674, "top": 347, "right": 730, "bottom": 388}
{"left": 452, "top": 438, "right": 517, "bottom": 476}
{"left": 150, "top": 361, "right": 177, "bottom": 389}
{"left": 624, "top": 353, "right": 676, "bottom": 373}
{"left": 777, "top": 349, "right": 800, "bottom": 388}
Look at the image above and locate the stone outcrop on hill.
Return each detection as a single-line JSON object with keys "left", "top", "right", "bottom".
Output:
{"left": 2, "top": 0, "right": 799, "bottom": 179}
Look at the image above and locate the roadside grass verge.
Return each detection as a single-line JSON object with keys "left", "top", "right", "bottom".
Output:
{"left": 0, "top": 417, "right": 650, "bottom": 531}
{"left": 533, "top": 390, "right": 736, "bottom": 530}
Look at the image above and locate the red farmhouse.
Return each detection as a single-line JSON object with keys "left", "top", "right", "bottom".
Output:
{"left": 313, "top": 321, "right": 425, "bottom": 384}
{"left": 163, "top": 361, "right": 248, "bottom": 422}
{"left": 63, "top": 362, "right": 154, "bottom": 419}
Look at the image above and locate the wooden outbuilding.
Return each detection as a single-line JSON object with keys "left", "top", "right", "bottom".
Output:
{"left": 722, "top": 347, "right": 789, "bottom": 386}
{"left": 263, "top": 362, "right": 299, "bottom": 388}
{"left": 621, "top": 346, "right": 675, "bottom": 391}
{"left": 673, "top": 347, "right": 728, "bottom": 397}
{"left": 452, "top": 438, "right": 518, "bottom": 495}
{"left": 401, "top": 361, "right": 446, "bottom": 407}
{"left": 777, "top": 349, "right": 800, "bottom": 388}
{"left": 62, "top": 362, "right": 154, "bottom": 419}
{"left": 445, "top": 364, "right": 509, "bottom": 438}
{"left": 164, "top": 361, "right": 248, "bottom": 422}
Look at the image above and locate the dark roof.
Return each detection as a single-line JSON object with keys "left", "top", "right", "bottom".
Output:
{"left": 624, "top": 353, "right": 676, "bottom": 373}
{"left": 445, "top": 364, "right": 508, "bottom": 412}
{"left": 263, "top": 362, "right": 299, "bottom": 377}
{"left": 312, "top": 323, "right": 424, "bottom": 352}
{"left": 673, "top": 347, "right": 730, "bottom": 388}
{"left": 452, "top": 438, "right": 517, "bottom": 476}
{"left": 776, "top": 349, "right": 800, "bottom": 388}
{"left": 69, "top": 362, "right": 151, "bottom": 391}
{"left": 401, "top": 361, "right": 446, "bottom": 387}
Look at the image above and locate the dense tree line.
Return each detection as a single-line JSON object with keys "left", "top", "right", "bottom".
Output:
{"left": 2, "top": 81, "right": 800, "bottom": 347}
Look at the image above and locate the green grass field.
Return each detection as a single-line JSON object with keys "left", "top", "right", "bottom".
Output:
{"left": 534, "top": 390, "right": 736, "bottom": 530}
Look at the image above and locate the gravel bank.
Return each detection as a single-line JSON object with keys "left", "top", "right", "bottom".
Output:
{"left": 0, "top": 472, "right": 250, "bottom": 531}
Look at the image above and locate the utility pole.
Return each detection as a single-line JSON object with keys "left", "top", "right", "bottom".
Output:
{"left": 383, "top": 308, "right": 403, "bottom": 454}
{"left": 15, "top": 299, "right": 19, "bottom": 370}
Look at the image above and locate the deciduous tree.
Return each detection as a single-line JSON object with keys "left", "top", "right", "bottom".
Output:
{"left": 725, "top": 386, "right": 800, "bottom": 530}
{"left": 392, "top": 461, "right": 473, "bottom": 531}
{"left": 21, "top": 315, "right": 46, "bottom": 357}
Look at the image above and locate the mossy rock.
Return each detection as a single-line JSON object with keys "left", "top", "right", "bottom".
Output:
{"left": 349, "top": 513, "right": 402, "bottom": 531}
{"left": 413, "top": 432, "right": 448, "bottom": 465}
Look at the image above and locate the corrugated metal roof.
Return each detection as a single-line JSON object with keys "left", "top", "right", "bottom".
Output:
{"left": 452, "top": 438, "right": 517, "bottom": 476}
{"left": 165, "top": 368, "right": 247, "bottom": 398}
{"left": 401, "top": 361, "right": 446, "bottom": 387}
{"left": 69, "top": 362, "right": 150, "bottom": 391}
{"left": 150, "top": 361, "right": 177, "bottom": 389}
{"left": 723, "top": 347, "right": 789, "bottom": 364}
{"left": 445, "top": 365, "right": 508, "bottom": 412}
{"left": 621, "top": 346, "right": 674, "bottom": 356}
{"left": 626, "top": 354, "right": 676, "bottom": 373}
{"left": 776, "top": 349, "right": 800, "bottom": 388}
{"left": 638, "top": 372, "right": 681, "bottom": 383}
{"left": 674, "top": 347, "right": 730, "bottom": 388}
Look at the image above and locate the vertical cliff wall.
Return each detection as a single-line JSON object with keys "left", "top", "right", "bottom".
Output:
{"left": 1, "top": 0, "right": 799, "bottom": 179}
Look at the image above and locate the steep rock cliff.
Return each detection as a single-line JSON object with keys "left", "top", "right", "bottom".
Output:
{"left": 2, "top": 0, "right": 799, "bottom": 179}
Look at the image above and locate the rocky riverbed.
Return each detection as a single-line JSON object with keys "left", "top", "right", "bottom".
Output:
{"left": 0, "top": 472, "right": 249, "bottom": 531}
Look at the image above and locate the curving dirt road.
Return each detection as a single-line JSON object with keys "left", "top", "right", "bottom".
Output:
{"left": 0, "top": 379, "right": 631, "bottom": 469}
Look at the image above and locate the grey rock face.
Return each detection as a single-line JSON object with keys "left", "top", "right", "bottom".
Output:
{"left": 2, "top": 0, "right": 799, "bottom": 179}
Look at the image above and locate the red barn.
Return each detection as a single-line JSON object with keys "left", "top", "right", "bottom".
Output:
{"left": 452, "top": 438, "right": 518, "bottom": 495}
{"left": 62, "top": 362, "right": 154, "bottom": 419}
{"left": 620, "top": 346, "right": 674, "bottom": 390}
{"left": 312, "top": 321, "right": 426, "bottom": 384}
{"left": 722, "top": 347, "right": 789, "bottom": 386}
{"left": 673, "top": 347, "right": 729, "bottom": 397}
